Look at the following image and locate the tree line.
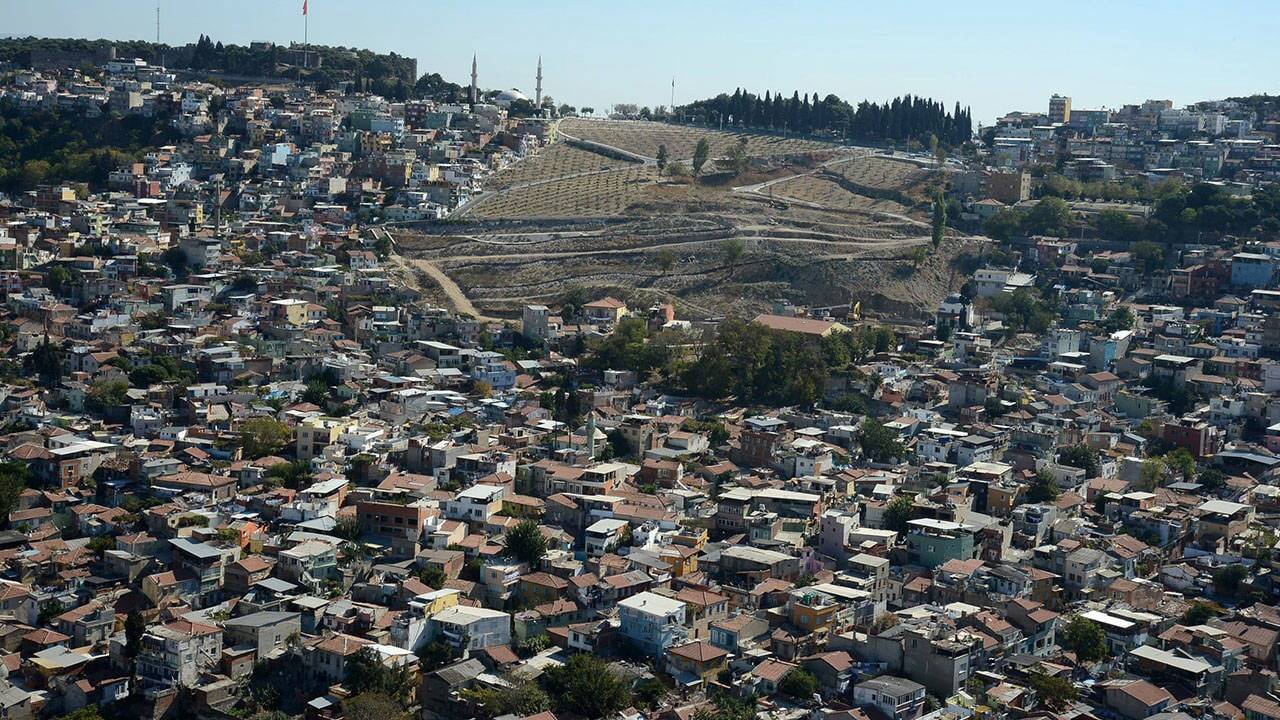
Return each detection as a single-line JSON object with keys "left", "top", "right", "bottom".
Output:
{"left": 678, "top": 89, "right": 973, "bottom": 146}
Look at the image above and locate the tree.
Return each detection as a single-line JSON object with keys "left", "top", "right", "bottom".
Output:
{"left": 417, "top": 564, "right": 446, "bottom": 589}
{"left": 1101, "top": 306, "right": 1135, "bottom": 333}
{"left": 666, "top": 161, "right": 689, "bottom": 178}
{"left": 125, "top": 609, "right": 146, "bottom": 659}
{"left": 85, "top": 380, "right": 129, "bottom": 414}
{"left": 883, "top": 495, "right": 914, "bottom": 534}
{"left": 461, "top": 675, "right": 551, "bottom": 719}
{"left": 1057, "top": 444, "right": 1100, "bottom": 478}
{"left": 1132, "top": 241, "right": 1164, "bottom": 273}
{"left": 656, "top": 144, "right": 668, "bottom": 176}
{"left": 932, "top": 191, "right": 947, "bottom": 247}
{"left": 1164, "top": 447, "right": 1196, "bottom": 481}
{"left": 1021, "top": 196, "right": 1071, "bottom": 236}
{"left": 543, "top": 653, "right": 631, "bottom": 719}
{"left": 334, "top": 516, "right": 364, "bottom": 541}
{"left": 716, "top": 138, "right": 749, "bottom": 175}
{"left": 1061, "top": 615, "right": 1107, "bottom": 663}
{"left": 0, "top": 462, "right": 29, "bottom": 520}
{"left": 721, "top": 237, "right": 745, "bottom": 272}
{"left": 505, "top": 519, "right": 547, "bottom": 565}
{"left": 1027, "top": 668, "right": 1078, "bottom": 710}
{"left": 1027, "top": 470, "right": 1060, "bottom": 503}
{"left": 859, "top": 418, "right": 905, "bottom": 463}
{"left": 779, "top": 668, "right": 820, "bottom": 699}
{"left": 692, "top": 137, "right": 710, "bottom": 177}
{"left": 24, "top": 338, "right": 63, "bottom": 383}
{"left": 343, "top": 693, "right": 410, "bottom": 720}
{"left": 346, "top": 648, "right": 414, "bottom": 705}
{"left": 87, "top": 535, "right": 116, "bottom": 558}
{"left": 474, "top": 380, "right": 493, "bottom": 398}
{"left": 1213, "top": 564, "right": 1249, "bottom": 599}
{"left": 657, "top": 248, "right": 676, "bottom": 272}
{"left": 239, "top": 417, "right": 293, "bottom": 459}
{"left": 1181, "top": 600, "right": 1223, "bottom": 626}
{"left": 1138, "top": 457, "right": 1169, "bottom": 491}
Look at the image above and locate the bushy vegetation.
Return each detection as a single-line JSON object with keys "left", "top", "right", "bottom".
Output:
{"left": 0, "top": 100, "right": 179, "bottom": 192}
{"left": 680, "top": 319, "right": 891, "bottom": 407}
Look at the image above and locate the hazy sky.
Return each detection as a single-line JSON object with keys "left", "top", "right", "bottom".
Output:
{"left": 5, "top": 0, "right": 1279, "bottom": 124}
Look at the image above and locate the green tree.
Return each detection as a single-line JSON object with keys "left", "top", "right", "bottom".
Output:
{"left": 86, "top": 380, "right": 129, "bottom": 413}
{"left": 779, "top": 669, "right": 820, "bottom": 699}
{"left": 932, "top": 191, "right": 947, "bottom": 247}
{"left": 716, "top": 138, "right": 749, "bottom": 175}
{"left": 345, "top": 648, "right": 414, "bottom": 705}
{"left": 656, "top": 144, "right": 668, "bottom": 176}
{"left": 543, "top": 653, "right": 632, "bottom": 719}
{"left": 239, "top": 417, "right": 293, "bottom": 459}
{"left": 1057, "top": 444, "right": 1100, "bottom": 478}
{"left": 721, "top": 237, "right": 745, "bottom": 272}
{"left": 1101, "top": 306, "right": 1135, "bottom": 333}
{"left": 1181, "top": 600, "right": 1223, "bottom": 626}
{"left": 1061, "top": 615, "right": 1107, "bottom": 663}
{"left": 461, "top": 675, "right": 551, "bottom": 719}
{"left": 859, "top": 417, "right": 905, "bottom": 463}
{"left": 1021, "top": 196, "right": 1071, "bottom": 236}
{"left": 125, "top": 609, "right": 147, "bottom": 659}
{"left": 0, "top": 462, "right": 29, "bottom": 519}
{"left": 883, "top": 495, "right": 914, "bottom": 534}
{"left": 1026, "top": 668, "right": 1078, "bottom": 710}
{"left": 657, "top": 248, "right": 676, "bottom": 272}
{"left": 983, "top": 208, "right": 1023, "bottom": 241}
{"left": 1132, "top": 241, "right": 1164, "bottom": 273}
{"left": 505, "top": 519, "right": 548, "bottom": 565}
{"left": 1213, "top": 564, "right": 1249, "bottom": 599}
{"left": 1164, "top": 447, "right": 1196, "bottom": 481}
{"left": 417, "top": 564, "right": 446, "bottom": 590}
{"left": 24, "top": 338, "right": 63, "bottom": 383}
{"left": 1138, "top": 457, "right": 1168, "bottom": 491}
{"left": 692, "top": 137, "right": 710, "bottom": 177}
{"left": 87, "top": 535, "right": 116, "bottom": 558}
{"left": 343, "top": 693, "right": 410, "bottom": 720}
{"left": 1027, "top": 470, "right": 1060, "bottom": 503}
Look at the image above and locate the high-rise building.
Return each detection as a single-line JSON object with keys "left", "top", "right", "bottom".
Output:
{"left": 1049, "top": 94, "right": 1071, "bottom": 124}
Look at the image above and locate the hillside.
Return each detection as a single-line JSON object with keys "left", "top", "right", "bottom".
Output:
{"left": 395, "top": 119, "right": 972, "bottom": 322}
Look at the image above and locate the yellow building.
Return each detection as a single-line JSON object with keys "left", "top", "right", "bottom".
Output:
{"left": 295, "top": 416, "right": 356, "bottom": 461}
{"left": 661, "top": 545, "right": 700, "bottom": 577}
{"left": 269, "top": 298, "right": 310, "bottom": 327}
{"left": 413, "top": 588, "right": 461, "bottom": 616}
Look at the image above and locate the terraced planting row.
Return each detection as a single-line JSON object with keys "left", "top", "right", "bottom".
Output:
{"left": 486, "top": 143, "right": 632, "bottom": 190}
{"left": 560, "top": 119, "right": 836, "bottom": 160}
{"left": 831, "top": 155, "right": 933, "bottom": 192}
{"left": 768, "top": 175, "right": 912, "bottom": 215}
{"left": 469, "top": 166, "right": 657, "bottom": 218}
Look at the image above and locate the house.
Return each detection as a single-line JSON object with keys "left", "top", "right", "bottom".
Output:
{"left": 1103, "top": 679, "right": 1175, "bottom": 720}
{"left": 854, "top": 676, "right": 927, "bottom": 720}
{"left": 223, "top": 611, "right": 302, "bottom": 658}
{"left": 618, "top": 591, "right": 688, "bottom": 657}
{"left": 136, "top": 619, "right": 223, "bottom": 688}
{"left": 666, "top": 640, "right": 728, "bottom": 686}
{"left": 583, "top": 297, "right": 628, "bottom": 324}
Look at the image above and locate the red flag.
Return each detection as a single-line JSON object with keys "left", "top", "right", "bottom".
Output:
{"left": 302, "top": 0, "right": 308, "bottom": 15}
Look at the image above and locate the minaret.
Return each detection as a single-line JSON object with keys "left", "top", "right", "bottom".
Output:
{"left": 535, "top": 56, "right": 543, "bottom": 108}
{"left": 470, "top": 54, "right": 478, "bottom": 106}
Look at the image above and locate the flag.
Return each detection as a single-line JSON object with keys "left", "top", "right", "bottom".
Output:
{"left": 302, "top": 0, "right": 308, "bottom": 15}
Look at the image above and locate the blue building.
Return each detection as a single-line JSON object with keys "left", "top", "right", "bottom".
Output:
{"left": 617, "top": 591, "right": 687, "bottom": 657}
{"left": 1231, "top": 253, "right": 1276, "bottom": 288}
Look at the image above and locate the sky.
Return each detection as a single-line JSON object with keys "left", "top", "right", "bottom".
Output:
{"left": 5, "top": 0, "right": 1280, "bottom": 125}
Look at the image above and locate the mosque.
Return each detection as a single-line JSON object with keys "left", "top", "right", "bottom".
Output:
{"left": 470, "top": 55, "right": 544, "bottom": 110}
